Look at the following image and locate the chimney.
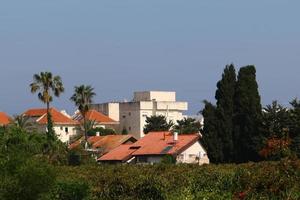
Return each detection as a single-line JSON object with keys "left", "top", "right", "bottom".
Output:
{"left": 173, "top": 132, "right": 178, "bottom": 142}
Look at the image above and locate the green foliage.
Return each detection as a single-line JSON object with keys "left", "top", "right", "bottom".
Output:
{"left": 70, "top": 85, "right": 96, "bottom": 141}
{"left": 173, "top": 117, "right": 201, "bottom": 134}
{"left": 201, "top": 101, "right": 223, "bottom": 163}
{"left": 215, "top": 64, "right": 236, "bottom": 163}
{"left": 122, "top": 127, "right": 128, "bottom": 135}
{"left": 0, "top": 158, "right": 56, "bottom": 200}
{"left": 290, "top": 98, "right": 300, "bottom": 157}
{"left": 144, "top": 115, "right": 174, "bottom": 134}
{"left": 54, "top": 159, "right": 300, "bottom": 200}
{"left": 30, "top": 71, "right": 64, "bottom": 142}
{"left": 233, "top": 65, "right": 263, "bottom": 162}
{"left": 46, "top": 180, "right": 90, "bottom": 200}
{"left": 68, "top": 150, "right": 81, "bottom": 166}
{"left": 87, "top": 126, "right": 116, "bottom": 136}
{"left": 202, "top": 65, "right": 264, "bottom": 163}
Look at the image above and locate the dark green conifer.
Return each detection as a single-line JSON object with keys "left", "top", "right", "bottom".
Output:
{"left": 215, "top": 64, "right": 236, "bottom": 162}
{"left": 233, "top": 65, "right": 263, "bottom": 162}
{"left": 202, "top": 101, "right": 223, "bottom": 163}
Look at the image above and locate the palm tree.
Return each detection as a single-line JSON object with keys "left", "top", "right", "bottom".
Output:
{"left": 70, "top": 85, "right": 96, "bottom": 142}
{"left": 12, "top": 115, "right": 35, "bottom": 131}
{"left": 30, "top": 72, "right": 64, "bottom": 139}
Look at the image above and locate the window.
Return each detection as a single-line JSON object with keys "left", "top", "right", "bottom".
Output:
{"left": 128, "top": 126, "right": 131, "bottom": 131}
{"left": 60, "top": 127, "right": 63, "bottom": 130}
{"left": 65, "top": 127, "right": 69, "bottom": 133}
{"left": 128, "top": 112, "right": 131, "bottom": 116}
{"left": 122, "top": 115, "right": 126, "bottom": 119}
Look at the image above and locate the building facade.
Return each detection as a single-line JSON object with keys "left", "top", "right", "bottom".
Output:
{"left": 119, "top": 91, "right": 188, "bottom": 139}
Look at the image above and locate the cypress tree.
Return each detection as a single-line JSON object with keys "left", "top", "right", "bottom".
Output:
{"left": 233, "top": 65, "right": 263, "bottom": 162}
{"left": 202, "top": 101, "right": 223, "bottom": 163}
{"left": 215, "top": 64, "right": 236, "bottom": 162}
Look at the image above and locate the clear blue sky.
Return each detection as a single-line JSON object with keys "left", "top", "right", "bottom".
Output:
{"left": 1, "top": 1, "right": 300, "bottom": 115}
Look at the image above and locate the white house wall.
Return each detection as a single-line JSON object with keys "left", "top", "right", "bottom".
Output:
{"left": 176, "top": 141, "right": 209, "bottom": 165}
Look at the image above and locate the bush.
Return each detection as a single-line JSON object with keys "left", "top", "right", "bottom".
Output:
{"left": 54, "top": 160, "right": 300, "bottom": 200}
{"left": 87, "top": 127, "right": 116, "bottom": 136}
{"left": 46, "top": 180, "right": 90, "bottom": 200}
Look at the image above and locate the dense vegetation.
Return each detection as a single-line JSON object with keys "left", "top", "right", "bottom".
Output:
{"left": 202, "top": 65, "right": 300, "bottom": 163}
{"left": 1, "top": 126, "right": 300, "bottom": 200}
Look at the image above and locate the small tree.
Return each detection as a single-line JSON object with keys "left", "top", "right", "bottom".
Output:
{"left": 143, "top": 115, "right": 174, "bottom": 134}
{"left": 173, "top": 118, "right": 201, "bottom": 134}
{"left": 122, "top": 127, "right": 128, "bottom": 135}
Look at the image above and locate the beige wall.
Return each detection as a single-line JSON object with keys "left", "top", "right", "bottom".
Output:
{"left": 91, "top": 103, "right": 120, "bottom": 122}
{"left": 134, "top": 91, "right": 176, "bottom": 102}
{"left": 119, "top": 97, "right": 188, "bottom": 139}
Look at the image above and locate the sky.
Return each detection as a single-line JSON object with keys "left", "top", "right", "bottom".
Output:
{"left": 0, "top": 0, "right": 300, "bottom": 116}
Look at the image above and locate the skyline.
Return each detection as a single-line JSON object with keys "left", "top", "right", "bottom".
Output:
{"left": 1, "top": 1, "right": 300, "bottom": 115}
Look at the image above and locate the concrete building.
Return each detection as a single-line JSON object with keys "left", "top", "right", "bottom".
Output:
{"left": 92, "top": 91, "right": 188, "bottom": 139}
{"left": 119, "top": 91, "right": 188, "bottom": 139}
{"left": 90, "top": 102, "right": 120, "bottom": 122}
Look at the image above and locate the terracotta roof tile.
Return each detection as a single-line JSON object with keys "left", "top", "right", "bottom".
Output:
{"left": 69, "top": 135, "right": 137, "bottom": 154}
{"left": 0, "top": 112, "right": 11, "bottom": 125}
{"left": 37, "top": 108, "right": 79, "bottom": 125}
{"left": 98, "top": 132, "right": 201, "bottom": 162}
{"left": 23, "top": 108, "right": 48, "bottom": 117}
{"left": 73, "top": 109, "right": 116, "bottom": 124}
{"left": 98, "top": 144, "right": 136, "bottom": 162}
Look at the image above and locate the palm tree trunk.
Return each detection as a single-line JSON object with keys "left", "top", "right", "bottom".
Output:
{"left": 83, "top": 114, "right": 88, "bottom": 141}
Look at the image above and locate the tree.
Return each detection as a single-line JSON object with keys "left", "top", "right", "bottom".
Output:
{"left": 233, "top": 65, "right": 263, "bottom": 162}
{"left": 215, "top": 64, "right": 236, "bottom": 162}
{"left": 70, "top": 85, "right": 96, "bottom": 142}
{"left": 173, "top": 118, "right": 201, "bottom": 134}
{"left": 201, "top": 101, "right": 223, "bottom": 163}
{"left": 122, "top": 127, "right": 128, "bottom": 135}
{"left": 289, "top": 98, "right": 300, "bottom": 158}
{"left": 143, "top": 115, "right": 174, "bottom": 134}
{"left": 12, "top": 115, "right": 35, "bottom": 132}
{"left": 262, "top": 101, "right": 290, "bottom": 138}
{"left": 30, "top": 72, "right": 64, "bottom": 140}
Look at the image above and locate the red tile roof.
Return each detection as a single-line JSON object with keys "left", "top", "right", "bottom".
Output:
{"left": 98, "top": 132, "right": 201, "bottom": 162}
{"left": 38, "top": 108, "right": 78, "bottom": 125}
{"left": 24, "top": 108, "right": 78, "bottom": 125}
{"left": 69, "top": 135, "right": 137, "bottom": 154}
{"left": 73, "top": 109, "right": 116, "bottom": 124}
{"left": 23, "top": 108, "right": 48, "bottom": 117}
{"left": 99, "top": 144, "right": 137, "bottom": 162}
{"left": 0, "top": 112, "right": 11, "bottom": 126}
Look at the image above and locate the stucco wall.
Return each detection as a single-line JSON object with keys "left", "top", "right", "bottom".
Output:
{"left": 176, "top": 141, "right": 209, "bottom": 165}
{"left": 38, "top": 124, "right": 79, "bottom": 143}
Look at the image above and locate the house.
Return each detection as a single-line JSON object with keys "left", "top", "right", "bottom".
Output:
{"left": 23, "top": 108, "right": 80, "bottom": 143}
{"left": 92, "top": 91, "right": 188, "bottom": 139}
{"left": 72, "top": 109, "right": 119, "bottom": 130}
{"left": 98, "top": 131, "right": 209, "bottom": 165}
{"left": 0, "top": 112, "right": 11, "bottom": 126}
{"left": 69, "top": 134, "right": 137, "bottom": 156}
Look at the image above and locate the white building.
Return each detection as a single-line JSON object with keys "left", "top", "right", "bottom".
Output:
{"left": 92, "top": 91, "right": 188, "bottom": 139}
{"left": 119, "top": 91, "right": 188, "bottom": 139}
{"left": 23, "top": 108, "right": 80, "bottom": 143}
